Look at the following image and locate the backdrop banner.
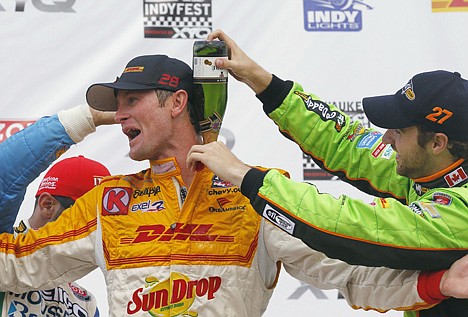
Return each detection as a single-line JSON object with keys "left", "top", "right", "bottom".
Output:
{"left": 2, "top": 0, "right": 467, "bottom": 316}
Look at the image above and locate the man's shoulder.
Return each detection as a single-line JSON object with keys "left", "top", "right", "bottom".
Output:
{"left": 421, "top": 186, "right": 468, "bottom": 209}
{"left": 436, "top": 186, "right": 468, "bottom": 200}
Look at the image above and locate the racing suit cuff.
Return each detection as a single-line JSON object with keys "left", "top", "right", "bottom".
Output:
{"left": 240, "top": 168, "right": 268, "bottom": 201}
{"left": 417, "top": 270, "right": 449, "bottom": 304}
{"left": 256, "top": 75, "right": 294, "bottom": 115}
{"left": 57, "top": 104, "right": 96, "bottom": 143}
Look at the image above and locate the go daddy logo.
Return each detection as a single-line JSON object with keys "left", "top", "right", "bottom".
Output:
{"left": 127, "top": 272, "right": 221, "bottom": 315}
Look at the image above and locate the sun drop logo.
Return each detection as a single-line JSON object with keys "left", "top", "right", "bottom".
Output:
{"left": 303, "top": 0, "right": 373, "bottom": 32}
{"left": 127, "top": 272, "right": 221, "bottom": 316}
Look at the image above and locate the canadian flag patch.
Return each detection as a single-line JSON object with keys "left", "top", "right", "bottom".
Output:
{"left": 444, "top": 167, "right": 468, "bottom": 187}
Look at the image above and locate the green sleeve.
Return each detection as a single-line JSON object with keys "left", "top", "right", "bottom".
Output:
{"left": 268, "top": 81, "right": 411, "bottom": 201}
{"left": 247, "top": 168, "right": 468, "bottom": 270}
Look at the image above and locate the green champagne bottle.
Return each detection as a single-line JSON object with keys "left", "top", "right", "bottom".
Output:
{"left": 193, "top": 40, "right": 228, "bottom": 144}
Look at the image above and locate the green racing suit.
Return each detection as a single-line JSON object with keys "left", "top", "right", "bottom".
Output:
{"left": 239, "top": 75, "right": 468, "bottom": 317}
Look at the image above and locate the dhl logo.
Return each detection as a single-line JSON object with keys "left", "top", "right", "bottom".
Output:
{"left": 432, "top": 0, "right": 468, "bottom": 12}
{"left": 120, "top": 223, "right": 234, "bottom": 244}
{"left": 127, "top": 272, "right": 221, "bottom": 316}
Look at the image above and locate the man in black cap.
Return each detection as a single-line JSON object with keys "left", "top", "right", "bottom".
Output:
{"left": 186, "top": 30, "right": 468, "bottom": 316}
{"left": 0, "top": 53, "right": 462, "bottom": 316}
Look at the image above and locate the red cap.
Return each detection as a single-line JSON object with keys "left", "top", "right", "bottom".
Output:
{"left": 35, "top": 155, "right": 110, "bottom": 201}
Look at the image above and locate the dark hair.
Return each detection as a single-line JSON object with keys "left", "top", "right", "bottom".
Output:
{"left": 33, "top": 195, "right": 75, "bottom": 210}
{"left": 155, "top": 89, "right": 201, "bottom": 134}
{"left": 417, "top": 125, "right": 468, "bottom": 159}
{"left": 54, "top": 196, "right": 75, "bottom": 210}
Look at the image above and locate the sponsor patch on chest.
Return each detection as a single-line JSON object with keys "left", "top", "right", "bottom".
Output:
{"left": 101, "top": 187, "right": 132, "bottom": 215}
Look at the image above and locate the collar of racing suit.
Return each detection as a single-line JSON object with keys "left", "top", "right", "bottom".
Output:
{"left": 149, "top": 157, "right": 189, "bottom": 207}
{"left": 150, "top": 157, "right": 180, "bottom": 175}
{"left": 412, "top": 158, "right": 468, "bottom": 195}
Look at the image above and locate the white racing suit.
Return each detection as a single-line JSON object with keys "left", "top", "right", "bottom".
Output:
{"left": 0, "top": 158, "right": 442, "bottom": 316}
{"left": 4, "top": 219, "right": 99, "bottom": 317}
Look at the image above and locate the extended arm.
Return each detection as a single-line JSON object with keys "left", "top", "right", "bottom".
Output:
{"left": 193, "top": 31, "right": 468, "bottom": 271}
{"left": 0, "top": 105, "right": 114, "bottom": 234}
{"left": 187, "top": 142, "right": 467, "bottom": 271}
{"left": 206, "top": 30, "right": 409, "bottom": 199}
{"left": 261, "top": 221, "right": 447, "bottom": 312}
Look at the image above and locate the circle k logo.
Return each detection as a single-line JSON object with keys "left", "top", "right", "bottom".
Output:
{"left": 102, "top": 187, "right": 132, "bottom": 215}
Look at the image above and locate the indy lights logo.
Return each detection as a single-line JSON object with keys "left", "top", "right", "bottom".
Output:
{"left": 303, "top": 0, "right": 373, "bottom": 32}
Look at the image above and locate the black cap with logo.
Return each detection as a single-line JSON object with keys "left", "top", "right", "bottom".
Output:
{"left": 363, "top": 70, "right": 468, "bottom": 141}
{"left": 86, "top": 55, "right": 194, "bottom": 111}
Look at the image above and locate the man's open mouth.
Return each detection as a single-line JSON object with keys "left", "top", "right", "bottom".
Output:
{"left": 126, "top": 128, "right": 141, "bottom": 141}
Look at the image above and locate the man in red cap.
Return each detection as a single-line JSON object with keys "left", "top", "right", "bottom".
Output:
{"left": 3, "top": 155, "right": 110, "bottom": 316}
{"left": 19, "top": 155, "right": 110, "bottom": 231}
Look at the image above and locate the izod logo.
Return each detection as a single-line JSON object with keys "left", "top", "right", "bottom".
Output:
{"left": 0, "top": 120, "right": 36, "bottom": 142}
{"left": 127, "top": 272, "right": 221, "bottom": 315}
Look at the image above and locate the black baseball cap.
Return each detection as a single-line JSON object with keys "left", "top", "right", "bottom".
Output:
{"left": 86, "top": 55, "right": 194, "bottom": 111}
{"left": 363, "top": 70, "right": 468, "bottom": 141}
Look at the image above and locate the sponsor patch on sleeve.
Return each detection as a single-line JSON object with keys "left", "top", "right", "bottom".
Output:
{"left": 431, "top": 192, "right": 452, "bottom": 206}
{"left": 294, "top": 91, "right": 346, "bottom": 132}
{"left": 371, "top": 142, "right": 387, "bottom": 158}
{"left": 263, "top": 204, "right": 295, "bottom": 234}
{"left": 408, "top": 202, "right": 426, "bottom": 219}
{"left": 357, "top": 131, "right": 382, "bottom": 149}
{"left": 420, "top": 202, "right": 442, "bottom": 219}
{"left": 409, "top": 201, "right": 442, "bottom": 219}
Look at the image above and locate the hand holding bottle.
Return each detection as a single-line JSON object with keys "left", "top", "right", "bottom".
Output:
{"left": 207, "top": 29, "right": 273, "bottom": 95}
{"left": 193, "top": 40, "right": 228, "bottom": 145}
{"left": 193, "top": 40, "right": 229, "bottom": 171}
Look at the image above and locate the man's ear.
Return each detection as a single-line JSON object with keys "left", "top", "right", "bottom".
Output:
{"left": 170, "top": 90, "right": 189, "bottom": 118}
{"left": 37, "top": 192, "right": 58, "bottom": 220}
{"left": 432, "top": 133, "right": 449, "bottom": 156}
